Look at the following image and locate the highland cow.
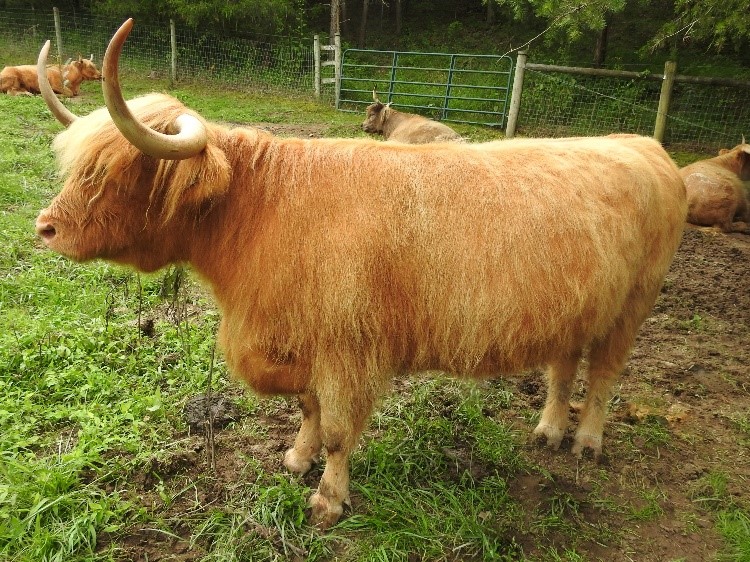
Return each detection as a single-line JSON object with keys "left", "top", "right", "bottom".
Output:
{"left": 1, "top": 54, "right": 100, "bottom": 96}
{"left": 35, "top": 21, "right": 687, "bottom": 529}
{"left": 362, "top": 90, "right": 463, "bottom": 143}
{"left": 680, "top": 142, "right": 750, "bottom": 233}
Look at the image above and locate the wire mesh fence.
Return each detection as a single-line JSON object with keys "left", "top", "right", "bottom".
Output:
{"left": 517, "top": 67, "right": 749, "bottom": 153}
{"left": 0, "top": 7, "right": 747, "bottom": 153}
{"left": 666, "top": 83, "right": 748, "bottom": 152}
{"left": 519, "top": 70, "right": 660, "bottom": 138}
{"left": 0, "top": 8, "right": 317, "bottom": 95}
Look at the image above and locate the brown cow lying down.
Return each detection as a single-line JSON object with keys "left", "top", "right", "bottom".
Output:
{"left": 1, "top": 55, "right": 100, "bottom": 96}
{"left": 679, "top": 142, "right": 750, "bottom": 233}
{"left": 35, "top": 21, "right": 687, "bottom": 529}
{"left": 363, "top": 91, "right": 463, "bottom": 143}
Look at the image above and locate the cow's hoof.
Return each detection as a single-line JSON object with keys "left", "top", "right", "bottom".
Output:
{"left": 572, "top": 432, "right": 602, "bottom": 460}
{"left": 283, "top": 447, "right": 317, "bottom": 475}
{"left": 307, "top": 492, "right": 343, "bottom": 530}
{"left": 532, "top": 423, "right": 565, "bottom": 450}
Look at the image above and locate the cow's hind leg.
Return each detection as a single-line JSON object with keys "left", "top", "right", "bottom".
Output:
{"left": 573, "top": 323, "right": 635, "bottom": 458}
{"left": 284, "top": 393, "right": 322, "bottom": 474}
{"left": 533, "top": 352, "right": 581, "bottom": 449}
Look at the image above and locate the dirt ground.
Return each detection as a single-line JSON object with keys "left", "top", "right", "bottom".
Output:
{"left": 107, "top": 125, "right": 750, "bottom": 561}
{"left": 508, "top": 225, "right": 750, "bottom": 560}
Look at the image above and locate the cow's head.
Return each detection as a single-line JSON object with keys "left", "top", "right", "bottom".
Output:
{"left": 70, "top": 54, "right": 102, "bottom": 81}
{"left": 35, "top": 20, "right": 231, "bottom": 272}
{"left": 362, "top": 89, "right": 390, "bottom": 135}
{"left": 718, "top": 137, "right": 750, "bottom": 181}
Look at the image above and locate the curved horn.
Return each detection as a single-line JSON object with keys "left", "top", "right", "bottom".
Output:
{"left": 102, "top": 19, "right": 207, "bottom": 160}
{"left": 89, "top": 53, "right": 94, "bottom": 61}
{"left": 37, "top": 40, "right": 78, "bottom": 126}
{"left": 372, "top": 89, "right": 379, "bottom": 103}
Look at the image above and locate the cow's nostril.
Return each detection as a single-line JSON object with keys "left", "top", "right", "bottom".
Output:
{"left": 36, "top": 223, "right": 56, "bottom": 240}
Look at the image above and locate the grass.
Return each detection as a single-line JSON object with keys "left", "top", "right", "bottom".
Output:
{"left": 689, "top": 472, "right": 750, "bottom": 561}
{"left": 1, "top": 80, "right": 749, "bottom": 561}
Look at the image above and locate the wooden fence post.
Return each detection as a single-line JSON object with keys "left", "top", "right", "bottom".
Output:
{"left": 334, "top": 32, "right": 341, "bottom": 108}
{"left": 53, "top": 7, "right": 63, "bottom": 62}
{"left": 654, "top": 60, "right": 677, "bottom": 142}
{"left": 170, "top": 20, "right": 177, "bottom": 84}
{"left": 318, "top": 34, "right": 339, "bottom": 102}
{"left": 505, "top": 50, "right": 527, "bottom": 138}
{"left": 314, "top": 34, "right": 321, "bottom": 98}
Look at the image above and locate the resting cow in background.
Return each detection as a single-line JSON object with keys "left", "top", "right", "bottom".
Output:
{"left": 35, "top": 20, "right": 687, "bottom": 529}
{"left": 1, "top": 54, "right": 100, "bottom": 96}
{"left": 362, "top": 90, "right": 463, "bottom": 143}
{"left": 679, "top": 141, "right": 750, "bottom": 233}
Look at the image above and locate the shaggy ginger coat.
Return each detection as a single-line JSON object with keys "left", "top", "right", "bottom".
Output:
{"left": 38, "top": 94, "right": 687, "bottom": 528}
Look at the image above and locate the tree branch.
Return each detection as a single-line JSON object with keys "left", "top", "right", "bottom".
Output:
{"left": 500, "top": 1, "right": 589, "bottom": 58}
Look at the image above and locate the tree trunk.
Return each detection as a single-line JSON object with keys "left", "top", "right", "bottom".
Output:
{"left": 395, "top": 0, "right": 402, "bottom": 36}
{"left": 593, "top": 23, "right": 609, "bottom": 68}
{"left": 330, "top": 0, "right": 341, "bottom": 44}
{"left": 341, "top": 0, "right": 349, "bottom": 37}
{"left": 487, "top": 0, "right": 495, "bottom": 25}
{"left": 358, "top": 0, "right": 370, "bottom": 48}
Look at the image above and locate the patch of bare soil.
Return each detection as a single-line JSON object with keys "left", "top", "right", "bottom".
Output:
{"left": 107, "top": 222, "right": 749, "bottom": 561}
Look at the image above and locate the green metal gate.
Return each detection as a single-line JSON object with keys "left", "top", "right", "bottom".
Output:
{"left": 338, "top": 49, "right": 514, "bottom": 127}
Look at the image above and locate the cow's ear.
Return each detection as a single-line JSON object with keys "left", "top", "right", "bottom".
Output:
{"left": 158, "top": 143, "right": 232, "bottom": 220}
{"left": 739, "top": 145, "right": 750, "bottom": 181}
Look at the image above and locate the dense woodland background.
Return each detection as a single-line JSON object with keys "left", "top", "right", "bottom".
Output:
{"left": 2, "top": 0, "right": 750, "bottom": 72}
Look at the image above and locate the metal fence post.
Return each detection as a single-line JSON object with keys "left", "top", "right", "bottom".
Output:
{"left": 505, "top": 50, "right": 526, "bottom": 138}
{"left": 170, "top": 19, "right": 177, "bottom": 84}
{"left": 53, "top": 7, "right": 63, "bottom": 61}
{"left": 387, "top": 51, "right": 398, "bottom": 102}
{"left": 442, "top": 54, "right": 456, "bottom": 120}
{"left": 314, "top": 34, "right": 321, "bottom": 98}
{"left": 654, "top": 60, "right": 677, "bottom": 142}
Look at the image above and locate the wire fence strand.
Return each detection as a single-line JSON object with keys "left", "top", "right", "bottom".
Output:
{"left": 519, "top": 68, "right": 749, "bottom": 152}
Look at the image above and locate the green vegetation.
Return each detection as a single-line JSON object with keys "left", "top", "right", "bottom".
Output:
{"left": 691, "top": 472, "right": 750, "bottom": 561}
{"left": 1, "top": 79, "right": 749, "bottom": 561}
{"left": 2, "top": 2, "right": 748, "bottom": 151}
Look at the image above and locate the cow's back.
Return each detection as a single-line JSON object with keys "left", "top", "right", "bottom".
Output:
{"left": 1, "top": 64, "right": 64, "bottom": 95}
{"left": 681, "top": 160, "right": 749, "bottom": 227}
{"left": 388, "top": 119, "right": 463, "bottom": 144}
{"left": 237, "top": 134, "right": 686, "bottom": 376}
{"left": 380, "top": 136, "right": 685, "bottom": 372}
{"left": 1, "top": 65, "right": 40, "bottom": 93}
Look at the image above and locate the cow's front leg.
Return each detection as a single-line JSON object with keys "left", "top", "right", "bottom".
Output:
{"left": 308, "top": 448, "right": 351, "bottom": 529}
{"left": 284, "top": 393, "right": 322, "bottom": 474}
{"left": 307, "top": 386, "right": 373, "bottom": 529}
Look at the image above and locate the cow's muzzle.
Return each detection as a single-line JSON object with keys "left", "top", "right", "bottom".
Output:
{"left": 35, "top": 215, "right": 56, "bottom": 243}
